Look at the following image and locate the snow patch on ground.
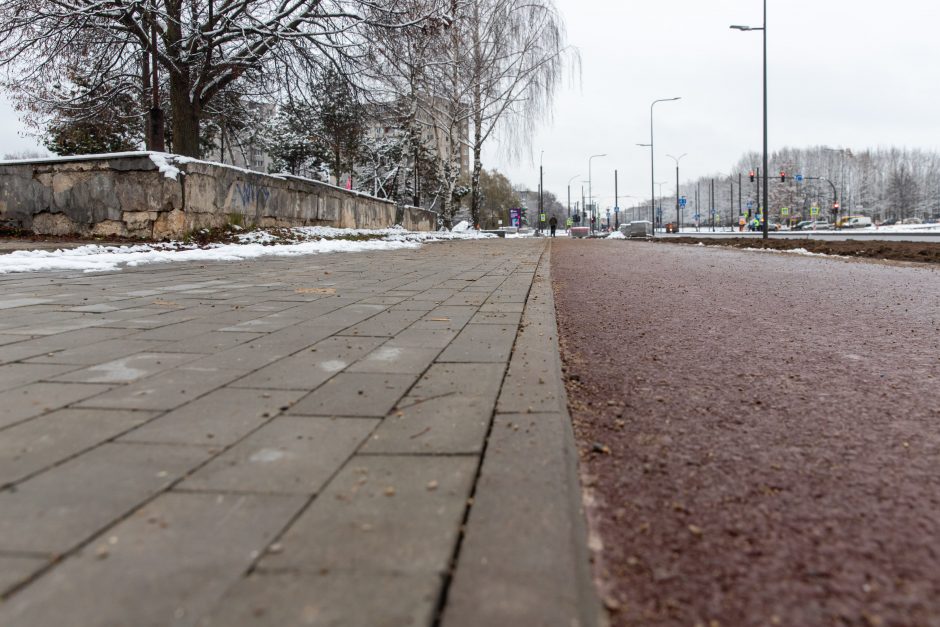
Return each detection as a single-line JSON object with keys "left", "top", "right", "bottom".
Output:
{"left": 451, "top": 220, "right": 471, "bottom": 232}
{"left": 0, "top": 225, "right": 496, "bottom": 275}
{"left": 740, "top": 247, "right": 848, "bottom": 259}
{"left": 606, "top": 231, "right": 626, "bottom": 239}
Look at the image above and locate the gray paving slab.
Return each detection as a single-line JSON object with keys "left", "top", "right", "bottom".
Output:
{"left": 0, "top": 492, "right": 305, "bottom": 627}
{"left": 0, "top": 363, "right": 79, "bottom": 393}
{"left": 231, "top": 335, "right": 385, "bottom": 391}
{"left": 436, "top": 323, "right": 517, "bottom": 363}
{"left": 74, "top": 366, "right": 248, "bottom": 411}
{"left": 129, "top": 320, "right": 227, "bottom": 341}
{"left": 179, "top": 416, "right": 377, "bottom": 495}
{"left": 345, "top": 345, "right": 441, "bottom": 375}
{"left": 0, "top": 382, "right": 113, "bottom": 430}
{"left": 389, "top": 299, "right": 440, "bottom": 312}
{"left": 388, "top": 327, "right": 460, "bottom": 348}
{"left": 0, "top": 555, "right": 47, "bottom": 596}
{"left": 51, "top": 352, "right": 202, "bottom": 384}
{"left": 441, "top": 413, "right": 599, "bottom": 627}
{"left": 259, "top": 455, "right": 476, "bottom": 575}
{"left": 288, "top": 372, "right": 418, "bottom": 417}
{"left": 147, "top": 330, "right": 266, "bottom": 354}
{"left": 362, "top": 363, "right": 506, "bottom": 455}
{"left": 0, "top": 342, "right": 65, "bottom": 366}
{"left": 198, "top": 570, "right": 441, "bottom": 627}
{"left": 21, "top": 338, "right": 161, "bottom": 366}
{"left": 0, "top": 333, "right": 31, "bottom": 346}
{"left": 0, "top": 443, "right": 213, "bottom": 554}
{"left": 338, "top": 308, "right": 426, "bottom": 338}
{"left": 0, "top": 408, "right": 157, "bottom": 487}
{"left": 119, "top": 388, "right": 305, "bottom": 447}
{"left": 469, "top": 310, "right": 523, "bottom": 326}
{"left": 440, "top": 291, "right": 490, "bottom": 307}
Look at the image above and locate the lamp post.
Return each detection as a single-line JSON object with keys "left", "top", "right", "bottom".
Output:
{"left": 666, "top": 153, "right": 687, "bottom": 232}
{"left": 732, "top": 0, "right": 768, "bottom": 239}
{"left": 655, "top": 181, "right": 668, "bottom": 229}
{"left": 567, "top": 173, "right": 581, "bottom": 223}
{"left": 538, "top": 150, "right": 544, "bottom": 235}
{"left": 588, "top": 154, "right": 606, "bottom": 233}
{"left": 646, "top": 97, "right": 681, "bottom": 234}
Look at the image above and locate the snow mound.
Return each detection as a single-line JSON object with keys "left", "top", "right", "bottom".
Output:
{"left": 452, "top": 221, "right": 472, "bottom": 232}
{"left": 0, "top": 225, "right": 497, "bottom": 275}
{"left": 148, "top": 153, "right": 182, "bottom": 180}
{"left": 606, "top": 231, "right": 626, "bottom": 239}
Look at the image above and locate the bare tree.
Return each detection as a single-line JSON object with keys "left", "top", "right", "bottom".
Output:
{"left": 465, "top": 0, "right": 573, "bottom": 226}
{"left": 0, "top": 0, "right": 447, "bottom": 157}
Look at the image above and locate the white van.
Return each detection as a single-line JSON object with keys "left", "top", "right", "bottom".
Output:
{"left": 841, "top": 216, "right": 872, "bottom": 228}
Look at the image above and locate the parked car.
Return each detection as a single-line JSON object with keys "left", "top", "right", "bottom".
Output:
{"left": 812, "top": 221, "right": 832, "bottom": 230}
{"left": 901, "top": 217, "right": 923, "bottom": 225}
{"left": 792, "top": 220, "right": 814, "bottom": 231}
{"left": 665, "top": 222, "right": 679, "bottom": 233}
{"left": 879, "top": 218, "right": 898, "bottom": 226}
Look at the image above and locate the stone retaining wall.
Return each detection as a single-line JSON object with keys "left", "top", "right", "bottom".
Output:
{"left": 0, "top": 152, "right": 437, "bottom": 238}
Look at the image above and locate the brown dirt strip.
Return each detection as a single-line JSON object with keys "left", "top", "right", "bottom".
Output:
{"left": 657, "top": 236, "right": 940, "bottom": 264}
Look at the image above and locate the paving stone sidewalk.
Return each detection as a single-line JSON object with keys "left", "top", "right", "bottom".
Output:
{"left": 0, "top": 239, "right": 600, "bottom": 627}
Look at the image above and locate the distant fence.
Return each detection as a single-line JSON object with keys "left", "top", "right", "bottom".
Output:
{"left": 0, "top": 152, "right": 437, "bottom": 238}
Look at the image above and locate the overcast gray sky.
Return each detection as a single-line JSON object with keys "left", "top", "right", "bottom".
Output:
{"left": 3, "top": 0, "right": 939, "bottom": 212}
{"left": 482, "top": 0, "right": 940, "bottom": 211}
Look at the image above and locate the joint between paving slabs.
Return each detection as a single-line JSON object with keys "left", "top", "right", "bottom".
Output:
{"left": 428, "top": 240, "right": 550, "bottom": 626}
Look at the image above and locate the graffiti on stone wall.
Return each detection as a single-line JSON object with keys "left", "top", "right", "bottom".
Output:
{"left": 234, "top": 181, "right": 271, "bottom": 209}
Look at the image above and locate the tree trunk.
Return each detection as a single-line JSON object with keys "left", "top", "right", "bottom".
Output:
{"left": 470, "top": 113, "right": 483, "bottom": 227}
{"left": 170, "top": 71, "right": 201, "bottom": 157}
{"left": 469, "top": 0, "right": 483, "bottom": 228}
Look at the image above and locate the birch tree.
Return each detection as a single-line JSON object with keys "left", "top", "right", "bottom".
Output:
{"left": 465, "top": 0, "right": 571, "bottom": 226}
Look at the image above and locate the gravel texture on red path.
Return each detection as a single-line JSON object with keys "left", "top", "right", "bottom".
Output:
{"left": 551, "top": 239, "right": 940, "bottom": 627}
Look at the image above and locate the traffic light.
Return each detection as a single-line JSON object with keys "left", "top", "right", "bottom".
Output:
{"left": 780, "top": 170, "right": 786, "bottom": 182}
{"left": 749, "top": 170, "right": 755, "bottom": 182}
{"left": 832, "top": 201, "right": 840, "bottom": 212}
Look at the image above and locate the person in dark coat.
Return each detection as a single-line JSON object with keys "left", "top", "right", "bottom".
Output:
{"left": 549, "top": 215, "right": 558, "bottom": 237}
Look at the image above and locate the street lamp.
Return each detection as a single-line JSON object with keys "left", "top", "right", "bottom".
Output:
{"left": 567, "top": 173, "right": 581, "bottom": 222}
{"left": 666, "top": 154, "right": 687, "bottom": 231}
{"left": 731, "top": 2, "right": 768, "bottom": 239}
{"left": 588, "top": 154, "right": 606, "bottom": 233}
{"left": 538, "top": 150, "right": 544, "bottom": 235}
{"left": 647, "top": 97, "right": 681, "bottom": 234}
{"left": 655, "top": 181, "right": 669, "bottom": 229}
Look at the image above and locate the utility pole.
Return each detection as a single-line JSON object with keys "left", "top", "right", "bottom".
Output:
{"left": 538, "top": 164, "right": 543, "bottom": 235}
{"left": 614, "top": 170, "right": 619, "bottom": 229}
{"left": 710, "top": 179, "right": 715, "bottom": 232}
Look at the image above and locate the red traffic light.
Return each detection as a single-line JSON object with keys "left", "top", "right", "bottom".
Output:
{"left": 833, "top": 201, "right": 840, "bottom": 211}
{"left": 780, "top": 170, "right": 786, "bottom": 182}
{"left": 749, "top": 170, "right": 755, "bottom": 182}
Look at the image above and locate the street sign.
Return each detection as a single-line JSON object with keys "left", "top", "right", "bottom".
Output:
{"left": 539, "top": 213, "right": 546, "bottom": 221}
{"left": 693, "top": 213, "right": 701, "bottom": 220}
{"left": 614, "top": 206, "right": 620, "bottom": 213}
{"left": 679, "top": 197, "right": 687, "bottom": 207}
{"left": 746, "top": 200, "right": 753, "bottom": 210}
{"left": 565, "top": 217, "right": 573, "bottom": 226}
{"left": 810, "top": 206, "right": 819, "bottom": 216}
{"left": 796, "top": 174, "right": 804, "bottom": 182}
{"left": 781, "top": 207, "right": 790, "bottom": 216}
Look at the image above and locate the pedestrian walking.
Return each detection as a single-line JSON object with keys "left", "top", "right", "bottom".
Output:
{"left": 549, "top": 216, "right": 558, "bottom": 237}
